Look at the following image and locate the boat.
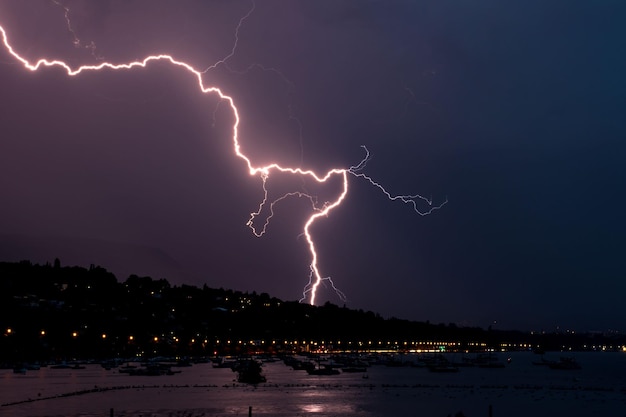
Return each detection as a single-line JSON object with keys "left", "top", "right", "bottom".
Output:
{"left": 532, "top": 357, "right": 557, "bottom": 366}
{"left": 417, "top": 354, "right": 449, "bottom": 368}
{"left": 424, "top": 355, "right": 459, "bottom": 373}
{"left": 101, "top": 360, "right": 120, "bottom": 370}
{"left": 236, "top": 360, "right": 266, "bottom": 384}
{"left": 295, "top": 361, "right": 316, "bottom": 371}
{"left": 341, "top": 366, "right": 368, "bottom": 373}
{"left": 428, "top": 365, "right": 460, "bottom": 373}
{"left": 212, "top": 358, "right": 238, "bottom": 369}
{"left": 125, "top": 363, "right": 179, "bottom": 376}
{"left": 118, "top": 363, "right": 138, "bottom": 373}
{"left": 12, "top": 365, "right": 27, "bottom": 374}
{"left": 174, "top": 358, "right": 192, "bottom": 367}
{"left": 385, "top": 359, "right": 409, "bottom": 367}
{"left": 549, "top": 357, "right": 581, "bottom": 370}
{"left": 306, "top": 357, "right": 341, "bottom": 375}
{"left": 474, "top": 353, "right": 506, "bottom": 368}
{"left": 50, "top": 361, "right": 85, "bottom": 370}
{"left": 478, "top": 361, "right": 506, "bottom": 369}
{"left": 307, "top": 366, "right": 340, "bottom": 375}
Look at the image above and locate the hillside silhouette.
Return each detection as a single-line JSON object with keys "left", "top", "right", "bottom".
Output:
{"left": 1, "top": 260, "right": 623, "bottom": 363}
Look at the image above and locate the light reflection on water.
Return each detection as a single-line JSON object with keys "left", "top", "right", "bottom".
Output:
{"left": 1, "top": 352, "right": 625, "bottom": 417}
{"left": 298, "top": 388, "right": 357, "bottom": 414}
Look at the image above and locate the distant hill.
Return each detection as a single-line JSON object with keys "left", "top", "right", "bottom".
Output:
{"left": 0, "top": 233, "right": 184, "bottom": 281}
{"left": 2, "top": 259, "right": 623, "bottom": 363}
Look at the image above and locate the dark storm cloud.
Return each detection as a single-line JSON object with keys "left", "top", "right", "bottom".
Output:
{"left": 0, "top": 0, "right": 625, "bottom": 331}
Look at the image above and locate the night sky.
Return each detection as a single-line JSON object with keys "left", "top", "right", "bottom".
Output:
{"left": 1, "top": 0, "right": 625, "bottom": 332}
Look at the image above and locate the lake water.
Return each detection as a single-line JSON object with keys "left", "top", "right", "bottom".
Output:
{"left": 2, "top": 352, "right": 625, "bottom": 417}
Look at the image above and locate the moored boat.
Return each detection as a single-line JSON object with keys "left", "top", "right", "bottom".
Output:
{"left": 549, "top": 357, "right": 581, "bottom": 370}
{"left": 12, "top": 365, "right": 27, "bottom": 374}
{"left": 341, "top": 366, "right": 368, "bottom": 373}
{"left": 307, "top": 366, "right": 341, "bottom": 375}
{"left": 236, "top": 359, "right": 266, "bottom": 384}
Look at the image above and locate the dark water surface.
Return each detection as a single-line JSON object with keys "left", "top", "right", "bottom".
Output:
{"left": 2, "top": 352, "right": 625, "bottom": 417}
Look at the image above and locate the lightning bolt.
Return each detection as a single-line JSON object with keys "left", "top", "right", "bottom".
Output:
{"left": 0, "top": 7, "right": 446, "bottom": 306}
{"left": 201, "top": 0, "right": 256, "bottom": 73}
{"left": 51, "top": 0, "right": 102, "bottom": 60}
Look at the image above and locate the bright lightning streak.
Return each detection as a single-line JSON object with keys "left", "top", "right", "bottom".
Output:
{"left": 0, "top": 12, "right": 446, "bottom": 306}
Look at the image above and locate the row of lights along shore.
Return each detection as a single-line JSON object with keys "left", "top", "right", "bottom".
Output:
{"left": 5, "top": 328, "right": 626, "bottom": 352}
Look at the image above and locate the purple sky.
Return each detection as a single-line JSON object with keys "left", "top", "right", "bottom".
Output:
{"left": 1, "top": 0, "right": 625, "bottom": 331}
